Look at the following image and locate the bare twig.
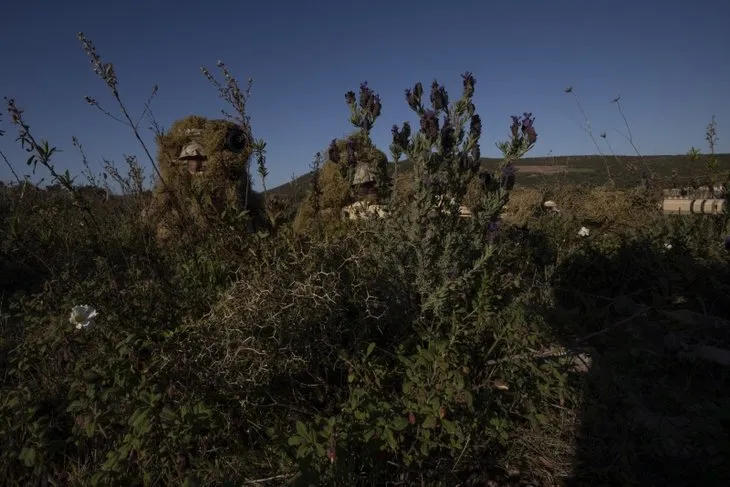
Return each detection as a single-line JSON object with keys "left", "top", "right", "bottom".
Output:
{"left": 451, "top": 435, "right": 470, "bottom": 472}
{"left": 564, "top": 86, "right": 613, "bottom": 183}
{"left": 0, "top": 149, "right": 22, "bottom": 184}
{"left": 611, "top": 96, "right": 650, "bottom": 175}
{"left": 243, "top": 473, "right": 295, "bottom": 484}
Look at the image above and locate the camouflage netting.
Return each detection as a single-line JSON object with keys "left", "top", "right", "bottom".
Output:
{"left": 143, "top": 115, "right": 261, "bottom": 244}
{"left": 293, "top": 131, "right": 389, "bottom": 233}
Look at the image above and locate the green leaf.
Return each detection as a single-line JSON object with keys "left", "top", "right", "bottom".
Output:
{"left": 420, "top": 441, "right": 430, "bottom": 456}
{"left": 295, "top": 444, "right": 309, "bottom": 459}
{"left": 85, "top": 420, "right": 95, "bottom": 437}
{"left": 295, "top": 420, "right": 308, "bottom": 438}
{"left": 453, "top": 373, "right": 465, "bottom": 390}
{"left": 102, "top": 451, "right": 119, "bottom": 471}
{"left": 363, "top": 428, "right": 376, "bottom": 442}
{"left": 391, "top": 415, "right": 409, "bottom": 431}
{"left": 18, "top": 447, "right": 36, "bottom": 467}
{"left": 366, "top": 342, "right": 376, "bottom": 357}
{"left": 287, "top": 436, "right": 303, "bottom": 446}
{"left": 159, "top": 407, "right": 177, "bottom": 423}
{"left": 462, "top": 391, "right": 474, "bottom": 409}
{"left": 422, "top": 416, "right": 437, "bottom": 429}
{"left": 66, "top": 400, "right": 83, "bottom": 413}
{"left": 384, "top": 428, "right": 397, "bottom": 450}
{"left": 131, "top": 408, "right": 149, "bottom": 429}
{"left": 441, "top": 419, "right": 456, "bottom": 434}
{"left": 315, "top": 443, "right": 326, "bottom": 457}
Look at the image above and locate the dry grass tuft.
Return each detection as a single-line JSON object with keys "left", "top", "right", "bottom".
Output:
{"left": 502, "top": 185, "right": 661, "bottom": 231}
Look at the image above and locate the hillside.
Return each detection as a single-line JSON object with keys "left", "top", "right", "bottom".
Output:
{"left": 269, "top": 153, "right": 730, "bottom": 202}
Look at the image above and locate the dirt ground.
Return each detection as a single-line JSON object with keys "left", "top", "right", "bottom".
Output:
{"left": 516, "top": 165, "right": 569, "bottom": 174}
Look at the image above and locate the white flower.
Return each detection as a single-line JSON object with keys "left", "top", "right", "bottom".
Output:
{"left": 664, "top": 242, "right": 673, "bottom": 250}
{"left": 69, "top": 305, "right": 98, "bottom": 330}
{"left": 578, "top": 226, "right": 590, "bottom": 237}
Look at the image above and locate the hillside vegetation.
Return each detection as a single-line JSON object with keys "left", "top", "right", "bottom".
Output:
{"left": 1, "top": 35, "right": 729, "bottom": 486}
{"left": 269, "top": 153, "right": 730, "bottom": 204}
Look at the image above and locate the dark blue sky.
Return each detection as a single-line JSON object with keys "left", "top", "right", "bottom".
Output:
{"left": 1, "top": 0, "right": 728, "bottom": 189}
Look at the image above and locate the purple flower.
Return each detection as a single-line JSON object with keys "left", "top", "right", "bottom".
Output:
{"left": 509, "top": 113, "right": 538, "bottom": 145}
{"left": 440, "top": 116, "right": 455, "bottom": 153}
{"left": 420, "top": 110, "right": 440, "bottom": 142}
{"left": 368, "top": 93, "right": 382, "bottom": 119}
{"left": 413, "top": 82, "right": 423, "bottom": 99}
{"left": 502, "top": 163, "right": 517, "bottom": 178}
{"left": 430, "top": 80, "right": 448, "bottom": 111}
{"left": 358, "top": 82, "right": 372, "bottom": 110}
{"left": 354, "top": 81, "right": 382, "bottom": 121}
{"left": 345, "top": 91, "right": 356, "bottom": 105}
{"left": 346, "top": 138, "right": 357, "bottom": 166}
{"left": 401, "top": 121, "right": 411, "bottom": 140}
{"left": 462, "top": 72, "right": 476, "bottom": 98}
{"left": 521, "top": 112, "right": 534, "bottom": 132}
{"left": 488, "top": 219, "right": 500, "bottom": 244}
{"left": 327, "top": 139, "right": 340, "bottom": 162}
{"left": 470, "top": 144, "right": 481, "bottom": 169}
{"left": 406, "top": 82, "right": 424, "bottom": 111}
{"left": 510, "top": 116, "right": 520, "bottom": 139}
{"left": 469, "top": 114, "right": 482, "bottom": 141}
{"left": 521, "top": 112, "right": 537, "bottom": 144}
{"left": 501, "top": 163, "right": 516, "bottom": 190}
{"left": 479, "top": 171, "right": 492, "bottom": 187}
{"left": 391, "top": 122, "right": 411, "bottom": 151}
{"left": 405, "top": 88, "right": 418, "bottom": 111}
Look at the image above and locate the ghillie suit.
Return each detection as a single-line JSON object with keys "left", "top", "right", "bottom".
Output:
{"left": 143, "top": 115, "right": 263, "bottom": 245}
{"left": 294, "top": 130, "right": 390, "bottom": 232}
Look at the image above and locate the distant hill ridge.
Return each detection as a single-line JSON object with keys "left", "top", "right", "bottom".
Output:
{"left": 269, "top": 153, "right": 730, "bottom": 201}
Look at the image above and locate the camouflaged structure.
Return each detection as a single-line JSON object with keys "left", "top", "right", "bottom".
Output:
{"left": 143, "top": 115, "right": 258, "bottom": 244}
